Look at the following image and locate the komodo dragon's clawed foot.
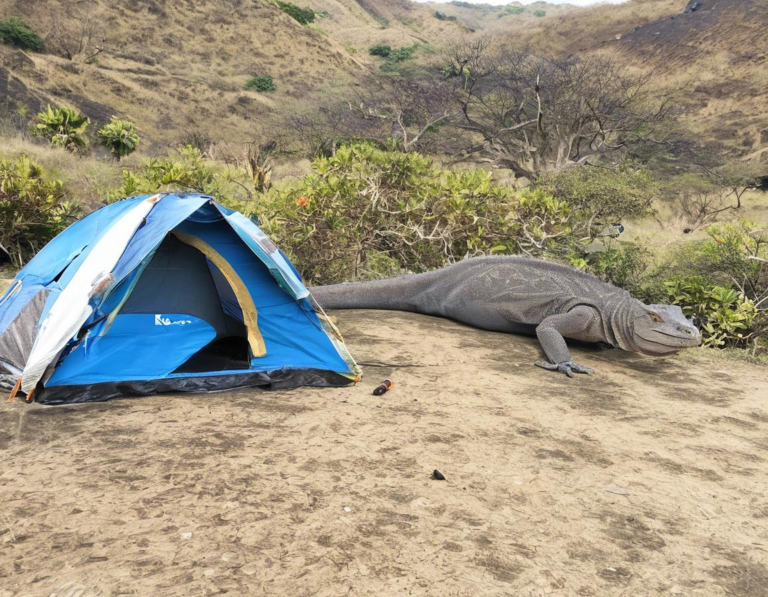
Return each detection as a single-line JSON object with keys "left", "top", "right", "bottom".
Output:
{"left": 535, "top": 360, "right": 593, "bottom": 378}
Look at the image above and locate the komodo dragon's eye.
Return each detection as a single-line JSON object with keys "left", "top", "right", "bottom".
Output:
{"left": 649, "top": 313, "right": 664, "bottom": 323}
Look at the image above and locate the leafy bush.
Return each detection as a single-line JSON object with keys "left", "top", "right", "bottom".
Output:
{"left": 533, "top": 10, "right": 546, "bottom": 17}
{"left": 276, "top": 1, "right": 316, "bottom": 25}
{"left": 0, "top": 17, "right": 43, "bottom": 52}
{"left": 504, "top": 6, "right": 525, "bottom": 15}
{"left": 434, "top": 11, "right": 457, "bottom": 21}
{"left": 666, "top": 277, "right": 759, "bottom": 348}
{"left": 536, "top": 164, "right": 657, "bottom": 239}
{"left": 245, "top": 75, "right": 276, "bottom": 92}
{"left": 579, "top": 244, "right": 653, "bottom": 295}
{"left": 0, "top": 156, "right": 78, "bottom": 267}
{"left": 369, "top": 44, "right": 392, "bottom": 58}
{"left": 108, "top": 145, "right": 253, "bottom": 205}
{"left": 257, "top": 144, "right": 576, "bottom": 283}
{"left": 647, "top": 223, "right": 768, "bottom": 351}
{"left": 97, "top": 117, "right": 140, "bottom": 161}
{"left": 34, "top": 105, "right": 90, "bottom": 152}
{"left": 378, "top": 44, "right": 419, "bottom": 72}
{"left": 387, "top": 44, "right": 418, "bottom": 63}
{"left": 657, "top": 223, "right": 768, "bottom": 304}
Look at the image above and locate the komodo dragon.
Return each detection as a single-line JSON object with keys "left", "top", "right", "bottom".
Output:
{"left": 311, "top": 256, "right": 702, "bottom": 377}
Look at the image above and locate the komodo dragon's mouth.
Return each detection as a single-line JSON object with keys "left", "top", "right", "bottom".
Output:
{"left": 635, "top": 332, "right": 698, "bottom": 355}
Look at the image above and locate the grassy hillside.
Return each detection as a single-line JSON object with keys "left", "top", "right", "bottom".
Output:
{"left": 0, "top": 0, "right": 443, "bottom": 147}
{"left": 0, "top": 0, "right": 694, "bottom": 149}
{"left": 426, "top": 1, "right": 578, "bottom": 36}
{"left": 609, "top": 0, "right": 768, "bottom": 158}
{"left": 461, "top": 0, "right": 767, "bottom": 159}
{"left": 297, "top": 0, "right": 463, "bottom": 47}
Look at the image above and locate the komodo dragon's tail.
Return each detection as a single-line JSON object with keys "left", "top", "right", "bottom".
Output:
{"left": 310, "top": 273, "right": 432, "bottom": 311}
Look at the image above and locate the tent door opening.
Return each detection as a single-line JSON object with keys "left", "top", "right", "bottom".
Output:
{"left": 115, "top": 234, "right": 253, "bottom": 373}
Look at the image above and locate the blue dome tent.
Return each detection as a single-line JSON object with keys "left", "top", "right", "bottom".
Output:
{"left": 0, "top": 194, "right": 360, "bottom": 404}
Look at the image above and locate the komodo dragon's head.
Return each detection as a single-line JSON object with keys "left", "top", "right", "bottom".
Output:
{"left": 627, "top": 303, "right": 702, "bottom": 356}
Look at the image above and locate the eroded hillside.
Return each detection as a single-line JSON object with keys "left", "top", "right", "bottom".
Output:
{"left": 0, "top": 0, "right": 766, "bottom": 156}
{"left": 0, "top": 0, "right": 448, "bottom": 145}
{"left": 611, "top": 0, "right": 768, "bottom": 157}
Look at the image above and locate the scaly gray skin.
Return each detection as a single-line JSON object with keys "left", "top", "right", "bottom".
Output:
{"left": 311, "top": 256, "right": 702, "bottom": 377}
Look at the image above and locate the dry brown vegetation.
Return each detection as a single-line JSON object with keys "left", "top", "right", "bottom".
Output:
{"left": 0, "top": 0, "right": 720, "bottom": 150}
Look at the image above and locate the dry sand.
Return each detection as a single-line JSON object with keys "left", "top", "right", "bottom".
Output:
{"left": 1, "top": 310, "right": 767, "bottom": 597}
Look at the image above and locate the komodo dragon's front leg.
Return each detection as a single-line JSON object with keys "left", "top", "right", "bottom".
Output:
{"left": 534, "top": 306, "right": 599, "bottom": 378}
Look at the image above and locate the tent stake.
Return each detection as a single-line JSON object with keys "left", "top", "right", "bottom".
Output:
{"left": 7, "top": 377, "right": 21, "bottom": 403}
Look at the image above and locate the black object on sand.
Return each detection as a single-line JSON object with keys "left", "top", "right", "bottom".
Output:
{"left": 373, "top": 379, "right": 394, "bottom": 396}
{"left": 432, "top": 470, "right": 446, "bottom": 481}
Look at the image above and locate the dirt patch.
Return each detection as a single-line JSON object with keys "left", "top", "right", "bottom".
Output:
{"left": 1, "top": 310, "right": 767, "bottom": 596}
{"left": 708, "top": 545, "right": 768, "bottom": 597}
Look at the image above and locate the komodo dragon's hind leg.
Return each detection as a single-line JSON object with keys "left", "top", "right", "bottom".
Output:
{"left": 534, "top": 306, "right": 598, "bottom": 378}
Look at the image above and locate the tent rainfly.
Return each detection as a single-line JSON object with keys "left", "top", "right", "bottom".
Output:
{"left": 0, "top": 194, "right": 360, "bottom": 404}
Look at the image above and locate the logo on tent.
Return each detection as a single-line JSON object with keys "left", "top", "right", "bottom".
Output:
{"left": 155, "top": 314, "right": 193, "bottom": 327}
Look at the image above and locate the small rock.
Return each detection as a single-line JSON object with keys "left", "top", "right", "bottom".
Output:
{"left": 432, "top": 470, "right": 446, "bottom": 481}
{"left": 343, "top": 506, "right": 351, "bottom": 512}
{"left": 180, "top": 532, "right": 192, "bottom": 540}
{"left": 241, "top": 564, "right": 257, "bottom": 576}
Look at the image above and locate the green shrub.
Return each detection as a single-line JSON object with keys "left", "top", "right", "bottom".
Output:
{"left": 580, "top": 244, "right": 654, "bottom": 294}
{"left": 434, "top": 11, "right": 457, "bottom": 21}
{"left": 108, "top": 145, "right": 254, "bottom": 205}
{"left": 256, "top": 144, "right": 576, "bottom": 283}
{"left": 0, "top": 156, "right": 78, "bottom": 267}
{"left": 504, "top": 7, "right": 525, "bottom": 15}
{"left": 369, "top": 44, "right": 392, "bottom": 58}
{"left": 378, "top": 44, "right": 419, "bottom": 72}
{"left": 533, "top": 10, "right": 546, "bottom": 18}
{"left": 666, "top": 277, "right": 759, "bottom": 349}
{"left": 0, "top": 17, "right": 43, "bottom": 52}
{"left": 388, "top": 44, "right": 417, "bottom": 62}
{"left": 656, "top": 223, "right": 768, "bottom": 302}
{"left": 646, "top": 222, "right": 768, "bottom": 351}
{"left": 97, "top": 117, "right": 140, "bottom": 161}
{"left": 536, "top": 164, "right": 657, "bottom": 239}
{"left": 34, "top": 105, "right": 90, "bottom": 152}
{"left": 245, "top": 75, "right": 276, "bottom": 92}
{"left": 276, "top": 1, "right": 316, "bottom": 25}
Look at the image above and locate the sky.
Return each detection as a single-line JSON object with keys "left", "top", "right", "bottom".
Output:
{"left": 412, "top": 0, "right": 629, "bottom": 6}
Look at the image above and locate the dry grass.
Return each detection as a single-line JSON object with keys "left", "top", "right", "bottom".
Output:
{"left": 494, "top": 0, "right": 687, "bottom": 55}
{"left": 0, "top": 0, "right": 764, "bottom": 159}
{"left": 606, "top": 0, "right": 768, "bottom": 155}
{"left": 616, "top": 190, "right": 768, "bottom": 266}
{"left": 0, "top": 0, "right": 372, "bottom": 144}
{"left": 0, "top": 132, "right": 314, "bottom": 210}
{"left": 0, "top": 135, "right": 127, "bottom": 208}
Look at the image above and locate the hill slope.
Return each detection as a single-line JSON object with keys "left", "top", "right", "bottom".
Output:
{"left": 611, "top": 0, "right": 768, "bottom": 156}
{"left": 0, "top": 0, "right": 450, "bottom": 146}
{"left": 0, "top": 0, "right": 766, "bottom": 159}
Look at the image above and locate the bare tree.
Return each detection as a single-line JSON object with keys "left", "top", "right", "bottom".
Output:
{"left": 46, "top": 2, "right": 107, "bottom": 63}
{"left": 677, "top": 186, "right": 740, "bottom": 232}
{"left": 446, "top": 40, "right": 672, "bottom": 178}
{"left": 285, "top": 101, "right": 367, "bottom": 158}
{"left": 707, "top": 162, "right": 765, "bottom": 209}
{"left": 356, "top": 73, "right": 455, "bottom": 153}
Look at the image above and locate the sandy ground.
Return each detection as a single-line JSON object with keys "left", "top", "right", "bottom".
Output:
{"left": 1, "top": 310, "right": 767, "bottom": 597}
